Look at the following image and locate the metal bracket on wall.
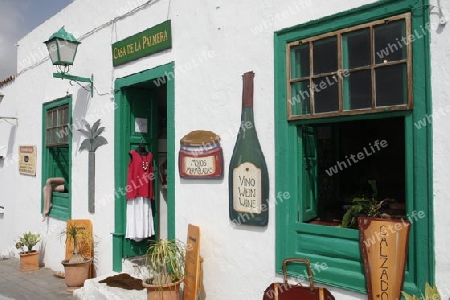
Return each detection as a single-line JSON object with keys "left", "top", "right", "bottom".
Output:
{"left": 53, "top": 73, "right": 94, "bottom": 97}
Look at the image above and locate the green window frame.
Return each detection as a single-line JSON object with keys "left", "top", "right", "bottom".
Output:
{"left": 287, "top": 13, "right": 412, "bottom": 120}
{"left": 41, "top": 96, "right": 72, "bottom": 220}
{"left": 275, "top": 0, "right": 433, "bottom": 295}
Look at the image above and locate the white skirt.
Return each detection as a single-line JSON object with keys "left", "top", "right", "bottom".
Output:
{"left": 126, "top": 196, "right": 155, "bottom": 242}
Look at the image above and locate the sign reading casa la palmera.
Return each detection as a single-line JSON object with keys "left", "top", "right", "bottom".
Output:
{"left": 111, "top": 20, "right": 172, "bottom": 66}
{"left": 19, "top": 145, "right": 37, "bottom": 176}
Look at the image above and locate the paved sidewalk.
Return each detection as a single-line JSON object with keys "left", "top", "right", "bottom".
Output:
{"left": 0, "top": 258, "right": 77, "bottom": 300}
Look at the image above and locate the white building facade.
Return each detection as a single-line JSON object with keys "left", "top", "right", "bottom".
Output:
{"left": 0, "top": 0, "right": 449, "bottom": 299}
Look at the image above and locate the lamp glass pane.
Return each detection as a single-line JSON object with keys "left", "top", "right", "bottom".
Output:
{"left": 57, "top": 40, "right": 78, "bottom": 64}
{"left": 46, "top": 40, "right": 60, "bottom": 64}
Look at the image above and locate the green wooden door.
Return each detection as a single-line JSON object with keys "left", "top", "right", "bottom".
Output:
{"left": 123, "top": 88, "right": 159, "bottom": 257}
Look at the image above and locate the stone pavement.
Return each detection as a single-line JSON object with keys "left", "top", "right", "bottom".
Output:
{"left": 0, "top": 257, "right": 77, "bottom": 300}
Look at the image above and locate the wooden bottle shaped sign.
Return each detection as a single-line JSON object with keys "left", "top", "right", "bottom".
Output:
{"left": 228, "top": 71, "right": 269, "bottom": 226}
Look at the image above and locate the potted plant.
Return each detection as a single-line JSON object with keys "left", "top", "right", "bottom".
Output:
{"left": 15, "top": 232, "right": 41, "bottom": 272}
{"left": 341, "top": 197, "right": 391, "bottom": 229}
{"left": 341, "top": 179, "right": 396, "bottom": 229}
{"left": 60, "top": 221, "right": 93, "bottom": 291}
{"left": 142, "top": 238, "right": 186, "bottom": 300}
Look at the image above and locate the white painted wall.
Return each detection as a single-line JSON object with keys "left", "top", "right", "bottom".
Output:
{"left": 2, "top": 0, "right": 449, "bottom": 299}
{"left": 430, "top": 0, "right": 450, "bottom": 298}
{"left": 0, "top": 81, "right": 19, "bottom": 260}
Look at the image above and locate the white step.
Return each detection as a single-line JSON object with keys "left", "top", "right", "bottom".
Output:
{"left": 73, "top": 257, "right": 150, "bottom": 300}
{"left": 73, "top": 273, "right": 147, "bottom": 300}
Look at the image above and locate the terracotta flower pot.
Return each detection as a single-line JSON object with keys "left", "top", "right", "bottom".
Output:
{"left": 19, "top": 251, "right": 39, "bottom": 272}
{"left": 358, "top": 217, "right": 411, "bottom": 300}
{"left": 142, "top": 278, "right": 182, "bottom": 300}
{"left": 61, "top": 258, "right": 92, "bottom": 291}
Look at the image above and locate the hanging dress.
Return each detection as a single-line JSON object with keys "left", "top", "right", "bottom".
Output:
{"left": 125, "top": 150, "right": 155, "bottom": 241}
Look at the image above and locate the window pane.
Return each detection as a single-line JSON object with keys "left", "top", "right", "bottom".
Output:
{"left": 46, "top": 129, "right": 52, "bottom": 145}
{"left": 53, "top": 111, "right": 57, "bottom": 128}
{"left": 48, "top": 128, "right": 52, "bottom": 145}
{"left": 64, "top": 107, "right": 69, "bottom": 125}
{"left": 342, "top": 29, "right": 371, "bottom": 69}
{"left": 291, "top": 44, "right": 310, "bottom": 79}
{"left": 63, "top": 126, "right": 69, "bottom": 143}
{"left": 374, "top": 20, "right": 406, "bottom": 64}
{"left": 47, "top": 111, "right": 53, "bottom": 128}
{"left": 376, "top": 64, "right": 407, "bottom": 106}
{"left": 53, "top": 128, "right": 58, "bottom": 144}
{"left": 57, "top": 109, "right": 63, "bottom": 126}
{"left": 290, "top": 81, "right": 311, "bottom": 115}
{"left": 345, "top": 70, "right": 372, "bottom": 110}
{"left": 313, "top": 76, "right": 339, "bottom": 113}
{"left": 58, "top": 127, "right": 62, "bottom": 144}
{"left": 313, "top": 37, "right": 337, "bottom": 75}
{"left": 61, "top": 108, "right": 66, "bottom": 125}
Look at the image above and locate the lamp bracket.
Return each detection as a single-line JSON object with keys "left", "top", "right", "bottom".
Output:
{"left": 53, "top": 73, "right": 94, "bottom": 97}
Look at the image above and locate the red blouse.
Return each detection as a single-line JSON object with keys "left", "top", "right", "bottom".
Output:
{"left": 126, "top": 150, "right": 154, "bottom": 200}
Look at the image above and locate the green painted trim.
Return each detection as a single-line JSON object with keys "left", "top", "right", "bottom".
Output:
{"left": 113, "top": 62, "right": 175, "bottom": 272}
{"left": 274, "top": 0, "right": 432, "bottom": 294}
{"left": 41, "top": 96, "right": 73, "bottom": 221}
{"left": 276, "top": 0, "right": 414, "bottom": 39}
{"left": 113, "top": 87, "right": 126, "bottom": 272}
{"left": 166, "top": 67, "right": 176, "bottom": 240}
{"left": 423, "top": 5, "right": 435, "bottom": 286}
{"left": 53, "top": 73, "right": 91, "bottom": 83}
{"left": 53, "top": 73, "right": 94, "bottom": 97}
{"left": 290, "top": 110, "right": 411, "bottom": 125}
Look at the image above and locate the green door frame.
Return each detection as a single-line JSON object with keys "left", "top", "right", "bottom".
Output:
{"left": 113, "top": 62, "right": 175, "bottom": 272}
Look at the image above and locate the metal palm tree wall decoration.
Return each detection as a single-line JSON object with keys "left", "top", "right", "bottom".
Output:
{"left": 78, "top": 119, "right": 107, "bottom": 213}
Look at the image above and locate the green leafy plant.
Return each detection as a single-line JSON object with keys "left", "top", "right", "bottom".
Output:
{"left": 145, "top": 239, "right": 186, "bottom": 285}
{"left": 341, "top": 197, "right": 390, "bottom": 229}
{"left": 15, "top": 232, "right": 41, "bottom": 254}
{"left": 341, "top": 180, "right": 394, "bottom": 229}
{"left": 402, "top": 283, "right": 441, "bottom": 300}
{"left": 59, "top": 223, "right": 93, "bottom": 264}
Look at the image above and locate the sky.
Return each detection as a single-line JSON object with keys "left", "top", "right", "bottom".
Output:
{"left": 0, "top": 0, "right": 74, "bottom": 80}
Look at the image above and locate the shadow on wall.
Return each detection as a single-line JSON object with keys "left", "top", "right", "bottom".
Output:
{"left": 7, "top": 125, "right": 16, "bottom": 156}
{"left": 72, "top": 85, "right": 91, "bottom": 153}
{"left": 0, "top": 125, "right": 17, "bottom": 168}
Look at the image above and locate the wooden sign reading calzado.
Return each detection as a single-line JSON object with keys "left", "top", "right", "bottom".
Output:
{"left": 112, "top": 20, "right": 172, "bottom": 66}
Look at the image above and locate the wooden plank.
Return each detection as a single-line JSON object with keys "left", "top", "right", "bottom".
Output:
{"left": 183, "top": 224, "right": 201, "bottom": 300}
{"left": 64, "top": 219, "right": 93, "bottom": 277}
